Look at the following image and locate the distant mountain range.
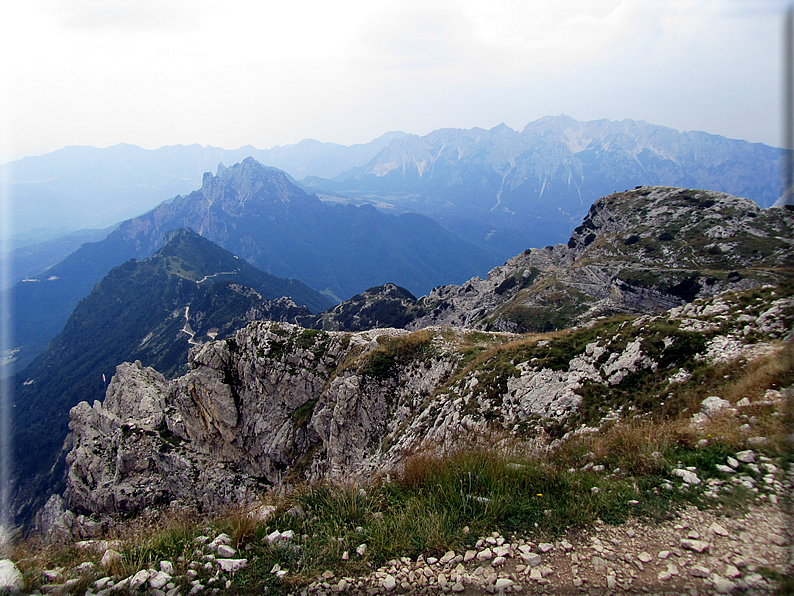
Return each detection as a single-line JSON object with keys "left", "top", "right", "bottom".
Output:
{"left": 11, "top": 228, "right": 323, "bottom": 522}
{"left": 2, "top": 132, "right": 405, "bottom": 244}
{"left": 4, "top": 116, "right": 782, "bottom": 255}
{"left": 304, "top": 116, "right": 784, "bottom": 254}
{"left": 1, "top": 116, "right": 785, "bottom": 372}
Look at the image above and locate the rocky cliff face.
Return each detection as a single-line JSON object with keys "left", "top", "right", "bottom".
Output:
{"left": 66, "top": 280, "right": 793, "bottom": 516}
{"left": 62, "top": 185, "right": 794, "bottom": 518}
{"left": 409, "top": 186, "right": 794, "bottom": 333}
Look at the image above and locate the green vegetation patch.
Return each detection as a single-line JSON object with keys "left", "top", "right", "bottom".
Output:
{"left": 359, "top": 330, "right": 435, "bottom": 380}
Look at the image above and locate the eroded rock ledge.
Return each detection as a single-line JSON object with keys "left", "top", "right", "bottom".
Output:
{"left": 65, "top": 284, "right": 793, "bottom": 517}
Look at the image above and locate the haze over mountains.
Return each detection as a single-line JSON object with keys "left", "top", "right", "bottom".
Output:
{"left": 4, "top": 116, "right": 781, "bottom": 256}
{"left": 4, "top": 160, "right": 497, "bottom": 373}
{"left": 1, "top": 115, "right": 786, "bottom": 376}
{"left": 2, "top": 132, "right": 405, "bottom": 247}
{"left": 305, "top": 116, "right": 783, "bottom": 252}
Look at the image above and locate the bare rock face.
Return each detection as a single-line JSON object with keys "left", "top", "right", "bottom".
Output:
{"left": 66, "top": 361, "right": 264, "bottom": 514}
{"left": 407, "top": 187, "right": 794, "bottom": 333}
{"left": 65, "top": 277, "right": 794, "bottom": 517}
{"left": 63, "top": 186, "right": 794, "bottom": 518}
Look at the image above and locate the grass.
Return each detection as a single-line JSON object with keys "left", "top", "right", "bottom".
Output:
{"left": 358, "top": 329, "right": 435, "bottom": 380}
{"left": 16, "top": 385, "right": 788, "bottom": 595}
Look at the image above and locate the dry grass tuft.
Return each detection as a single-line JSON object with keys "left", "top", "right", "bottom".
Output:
{"left": 721, "top": 350, "right": 788, "bottom": 404}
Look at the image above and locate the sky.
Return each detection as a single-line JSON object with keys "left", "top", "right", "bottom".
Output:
{"left": 0, "top": 0, "right": 789, "bottom": 162}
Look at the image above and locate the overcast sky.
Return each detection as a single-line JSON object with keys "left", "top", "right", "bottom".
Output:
{"left": 0, "top": 0, "right": 788, "bottom": 162}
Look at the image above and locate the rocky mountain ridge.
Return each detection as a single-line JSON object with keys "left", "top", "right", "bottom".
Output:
{"left": 5, "top": 158, "right": 496, "bottom": 375}
{"left": 3, "top": 133, "right": 405, "bottom": 240}
{"left": 18, "top": 184, "right": 793, "bottom": 595}
{"left": 64, "top": 280, "right": 793, "bottom": 517}
{"left": 305, "top": 116, "right": 784, "bottom": 253}
{"left": 309, "top": 186, "right": 794, "bottom": 334}
{"left": 5, "top": 115, "right": 782, "bottom": 266}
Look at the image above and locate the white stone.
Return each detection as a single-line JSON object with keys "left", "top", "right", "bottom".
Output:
{"left": 382, "top": 574, "right": 396, "bottom": 591}
{"left": 672, "top": 468, "right": 701, "bottom": 485}
{"left": 247, "top": 504, "right": 277, "bottom": 521}
{"left": 149, "top": 571, "right": 171, "bottom": 590}
{"left": 690, "top": 565, "right": 711, "bottom": 578}
{"left": 217, "top": 559, "right": 247, "bottom": 573}
{"left": 735, "top": 450, "right": 755, "bottom": 463}
{"left": 439, "top": 550, "right": 456, "bottom": 564}
{"left": 217, "top": 544, "right": 236, "bottom": 558}
{"left": 537, "top": 542, "right": 553, "bottom": 553}
{"left": 494, "top": 578, "right": 513, "bottom": 589}
{"left": 130, "top": 569, "right": 152, "bottom": 590}
{"left": 212, "top": 533, "right": 232, "bottom": 546}
{"left": 521, "top": 553, "right": 542, "bottom": 567}
{"left": 712, "top": 575, "right": 736, "bottom": 593}
{"left": 680, "top": 539, "right": 709, "bottom": 553}
{"left": 591, "top": 556, "right": 608, "bottom": 573}
{"left": 493, "top": 546, "right": 510, "bottom": 558}
{"left": 356, "top": 544, "right": 368, "bottom": 556}
{"left": 637, "top": 552, "right": 652, "bottom": 563}
{"left": 0, "top": 560, "right": 23, "bottom": 592}
{"left": 708, "top": 523, "right": 729, "bottom": 537}
{"left": 701, "top": 396, "right": 732, "bottom": 418}
{"left": 100, "top": 549, "right": 121, "bottom": 567}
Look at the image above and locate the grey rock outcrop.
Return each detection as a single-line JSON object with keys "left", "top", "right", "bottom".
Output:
{"left": 407, "top": 187, "right": 793, "bottom": 333}
{"left": 66, "top": 278, "right": 794, "bottom": 515}
{"left": 305, "top": 187, "right": 793, "bottom": 336}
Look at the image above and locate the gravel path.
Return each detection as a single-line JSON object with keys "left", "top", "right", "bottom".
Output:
{"left": 301, "top": 499, "right": 791, "bottom": 595}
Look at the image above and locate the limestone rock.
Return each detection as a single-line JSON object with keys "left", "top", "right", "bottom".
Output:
{"left": 700, "top": 396, "right": 732, "bottom": 418}
{"left": 0, "top": 560, "right": 23, "bottom": 592}
{"left": 680, "top": 539, "right": 709, "bottom": 553}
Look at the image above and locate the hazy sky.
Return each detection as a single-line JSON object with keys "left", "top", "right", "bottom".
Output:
{"left": 0, "top": 0, "right": 788, "bottom": 162}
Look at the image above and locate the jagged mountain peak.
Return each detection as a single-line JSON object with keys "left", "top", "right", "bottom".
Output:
{"left": 199, "top": 157, "right": 314, "bottom": 210}
{"left": 10, "top": 229, "right": 329, "bottom": 523}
